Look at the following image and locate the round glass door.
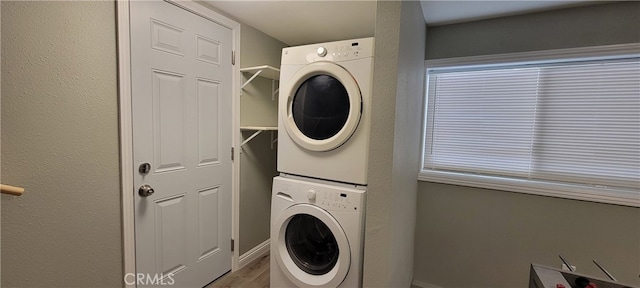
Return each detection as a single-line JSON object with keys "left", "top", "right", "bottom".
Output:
{"left": 292, "top": 75, "right": 350, "bottom": 141}
{"left": 281, "top": 62, "right": 362, "bottom": 152}
{"left": 274, "top": 204, "right": 350, "bottom": 287}
{"left": 285, "top": 214, "right": 339, "bottom": 275}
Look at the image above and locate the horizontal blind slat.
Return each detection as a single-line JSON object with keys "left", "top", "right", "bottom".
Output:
{"left": 425, "top": 58, "right": 640, "bottom": 191}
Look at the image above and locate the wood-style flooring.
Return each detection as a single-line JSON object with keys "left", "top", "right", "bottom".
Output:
{"left": 206, "top": 255, "right": 422, "bottom": 288}
{"left": 206, "top": 254, "right": 270, "bottom": 288}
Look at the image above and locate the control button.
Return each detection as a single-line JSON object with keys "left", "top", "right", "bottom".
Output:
{"left": 307, "top": 189, "right": 316, "bottom": 201}
{"left": 317, "top": 47, "right": 327, "bottom": 57}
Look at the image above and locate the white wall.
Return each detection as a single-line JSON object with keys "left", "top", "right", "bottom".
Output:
{"left": 363, "top": 1, "right": 426, "bottom": 286}
{"left": 1, "top": 2, "right": 122, "bottom": 287}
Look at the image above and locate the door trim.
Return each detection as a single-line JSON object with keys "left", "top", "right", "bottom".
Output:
{"left": 117, "top": 1, "right": 241, "bottom": 286}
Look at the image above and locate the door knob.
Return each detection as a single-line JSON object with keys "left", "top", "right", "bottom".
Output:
{"left": 138, "top": 184, "right": 154, "bottom": 197}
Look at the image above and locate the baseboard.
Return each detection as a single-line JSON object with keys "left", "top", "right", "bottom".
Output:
{"left": 412, "top": 280, "right": 444, "bottom": 288}
{"left": 238, "top": 239, "right": 270, "bottom": 269}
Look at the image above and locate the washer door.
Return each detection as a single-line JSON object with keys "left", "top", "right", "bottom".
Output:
{"left": 274, "top": 204, "right": 351, "bottom": 288}
{"left": 281, "top": 61, "right": 362, "bottom": 152}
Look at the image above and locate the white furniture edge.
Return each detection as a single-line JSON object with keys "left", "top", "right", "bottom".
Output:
{"left": 419, "top": 171, "right": 640, "bottom": 207}
{"left": 240, "top": 126, "right": 278, "bottom": 130}
{"left": 240, "top": 65, "right": 280, "bottom": 80}
{"left": 117, "top": 1, "right": 243, "bottom": 283}
{"left": 116, "top": 1, "right": 135, "bottom": 286}
{"left": 240, "top": 126, "right": 278, "bottom": 148}
{"left": 240, "top": 65, "right": 280, "bottom": 99}
{"left": 237, "top": 239, "right": 270, "bottom": 270}
{"left": 425, "top": 43, "right": 640, "bottom": 69}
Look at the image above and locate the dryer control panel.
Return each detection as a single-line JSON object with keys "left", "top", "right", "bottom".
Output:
{"left": 281, "top": 37, "right": 374, "bottom": 65}
{"left": 321, "top": 42, "right": 368, "bottom": 61}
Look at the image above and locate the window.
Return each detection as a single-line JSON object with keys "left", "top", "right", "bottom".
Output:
{"left": 420, "top": 44, "right": 640, "bottom": 207}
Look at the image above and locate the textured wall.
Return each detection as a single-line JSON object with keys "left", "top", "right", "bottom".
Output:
{"left": 415, "top": 2, "right": 640, "bottom": 287}
{"left": 364, "top": 1, "right": 425, "bottom": 286}
{"left": 415, "top": 182, "right": 640, "bottom": 287}
{"left": 1, "top": 2, "right": 122, "bottom": 287}
{"left": 238, "top": 24, "right": 286, "bottom": 255}
{"left": 426, "top": 1, "right": 640, "bottom": 59}
{"left": 364, "top": 1, "right": 400, "bottom": 284}
{"left": 389, "top": 0, "right": 425, "bottom": 284}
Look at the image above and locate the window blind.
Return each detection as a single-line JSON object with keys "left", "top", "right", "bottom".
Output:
{"left": 424, "top": 58, "right": 640, "bottom": 192}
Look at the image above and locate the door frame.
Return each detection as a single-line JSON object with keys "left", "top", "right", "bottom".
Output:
{"left": 116, "top": 1, "right": 241, "bottom": 286}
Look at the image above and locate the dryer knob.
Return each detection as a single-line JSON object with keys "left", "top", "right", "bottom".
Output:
{"left": 317, "top": 47, "right": 327, "bottom": 57}
{"left": 307, "top": 189, "right": 317, "bottom": 201}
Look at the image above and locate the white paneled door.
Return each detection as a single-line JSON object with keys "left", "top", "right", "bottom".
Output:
{"left": 130, "top": 1, "right": 232, "bottom": 287}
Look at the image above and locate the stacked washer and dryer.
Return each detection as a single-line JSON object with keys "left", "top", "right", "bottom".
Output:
{"left": 271, "top": 37, "right": 374, "bottom": 288}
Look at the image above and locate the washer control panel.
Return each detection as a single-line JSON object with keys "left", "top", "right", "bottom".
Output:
{"left": 307, "top": 189, "right": 317, "bottom": 201}
{"left": 274, "top": 176, "right": 366, "bottom": 212}
{"left": 317, "top": 190, "right": 358, "bottom": 211}
{"left": 301, "top": 184, "right": 364, "bottom": 212}
{"left": 316, "top": 47, "right": 327, "bottom": 57}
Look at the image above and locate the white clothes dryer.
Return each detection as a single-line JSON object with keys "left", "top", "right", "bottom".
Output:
{"left": 270, "top": 175, "right": 366, "bottom": 288}
{"left": 278, "top": 38, "right": 374, "bottom": 185}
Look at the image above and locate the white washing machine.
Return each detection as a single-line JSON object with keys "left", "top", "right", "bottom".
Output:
{"left": 278, "top": 38, "right": 374, "bottom": 185}
{"left": 270, "top": 175, "right": 366, "bottom": 288}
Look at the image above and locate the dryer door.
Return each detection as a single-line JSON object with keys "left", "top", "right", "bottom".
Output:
{"left": 281, "top": 61, "right": 362, "bottom": 152}
{"left": 274, "top": 204, "right": 350, "bottom": 288}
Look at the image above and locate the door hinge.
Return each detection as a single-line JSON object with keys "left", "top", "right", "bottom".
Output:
{"left": 231, "top": 239, "right": 235, "bottom": 252}
{"left": 231, "top": 50, "right": 235, "bottom": 66}
{"left": 231, "top": 147, "right": 234, "bottom": 161}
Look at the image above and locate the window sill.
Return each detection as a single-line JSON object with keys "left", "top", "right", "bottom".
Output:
{"left": 418, "top": 170, "right": 639, "bottom": 207}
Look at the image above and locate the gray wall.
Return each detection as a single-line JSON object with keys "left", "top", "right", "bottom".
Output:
{"left": 415, "top": 183, "right": 640, "bottom": 287}
{"left": 426, "top": 1, "right": 640, "bottom": 59}
{"left": 364, "top": 1, "right": 425, "bottom": 286}
{"left": 1, "top": 2, "right": 122, "bottom": 287}
{"left": 415, "top": 2, "right": 640, "bottom": 287}
{"left": 238, "top": 24, "right": 286, "bottom": 255}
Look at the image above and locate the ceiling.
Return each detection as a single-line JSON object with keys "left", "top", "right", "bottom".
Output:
{"left": 421, "top": 0, "right": 595, "bottom": 26}
{"left": 200, "top": 1, "right": 376, "bottom": 46}
{"left": 200, "top": 0, "right": 594, "bottom": 46}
